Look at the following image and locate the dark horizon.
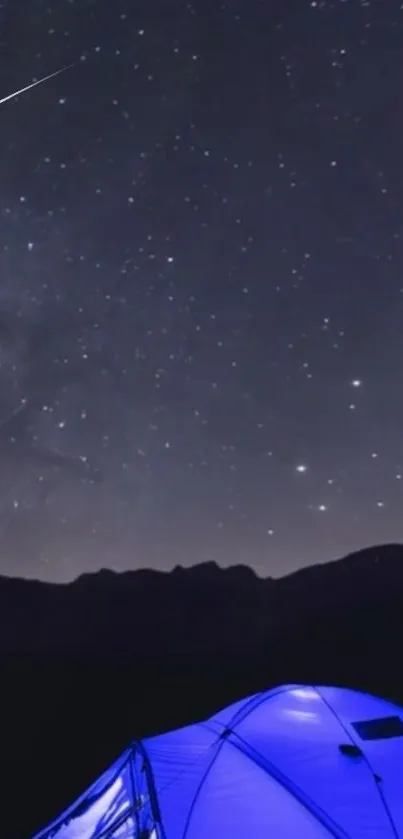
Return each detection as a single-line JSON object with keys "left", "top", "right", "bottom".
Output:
{"left": 1, "top": 539, "right": 401, "bottom": 586}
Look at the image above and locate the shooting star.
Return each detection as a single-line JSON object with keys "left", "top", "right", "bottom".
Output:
{"left": 0, "top": 63, "right": 75, "bottom": 106}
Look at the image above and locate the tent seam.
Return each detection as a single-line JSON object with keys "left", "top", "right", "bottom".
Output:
{"left": 223, "top": 729, "right": 351, "bottom": 839}
{"left": 180, "top": 737, "right": 227, "bottom": 839}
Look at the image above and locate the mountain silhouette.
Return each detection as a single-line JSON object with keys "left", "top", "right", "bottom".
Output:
{"left": 0, "top": 542, "right": 401, "bottom": 655}
{"left": 2, "top": 542, "right": 403, "bottom": 839}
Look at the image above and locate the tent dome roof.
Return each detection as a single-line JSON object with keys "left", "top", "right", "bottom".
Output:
{"left": 33, "top": 684, "right": 403, "bottom": 838}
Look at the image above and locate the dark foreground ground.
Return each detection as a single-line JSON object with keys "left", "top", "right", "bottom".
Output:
{"left": 2, "top": 542, "right": 403, "bottom": 838}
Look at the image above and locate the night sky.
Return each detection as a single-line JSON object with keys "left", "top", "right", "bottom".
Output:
{"left": 0, "top": 0, "right": 402, "bottom": 582}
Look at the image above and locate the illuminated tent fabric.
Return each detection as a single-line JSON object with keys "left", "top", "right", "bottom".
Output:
{"left": 32, "top": 684, "right": 403, "bottom": 839}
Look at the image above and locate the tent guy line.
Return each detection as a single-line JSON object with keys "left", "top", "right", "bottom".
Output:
{"left": 0, "top": 63, "right": 76, "bottom": 106}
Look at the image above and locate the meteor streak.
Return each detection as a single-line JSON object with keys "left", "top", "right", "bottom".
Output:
{"left": 0, "top": 63, "right": 75, "bottom": 106}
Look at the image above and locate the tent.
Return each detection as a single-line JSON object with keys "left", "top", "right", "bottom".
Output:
{"left": 32, "top": 684, "right": 403, "bottom": 838}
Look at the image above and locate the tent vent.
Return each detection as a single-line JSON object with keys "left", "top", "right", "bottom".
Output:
{"left": 352, "top": 716, "right": 403, "bottom": 741}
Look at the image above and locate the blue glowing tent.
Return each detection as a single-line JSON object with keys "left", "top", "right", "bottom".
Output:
{"left": 32, "top": 684, "right": 403, "bottom": 838}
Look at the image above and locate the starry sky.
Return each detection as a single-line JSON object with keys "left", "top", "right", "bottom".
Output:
{"left": 0, "top": 0, "right": 403, "bottom": 582}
